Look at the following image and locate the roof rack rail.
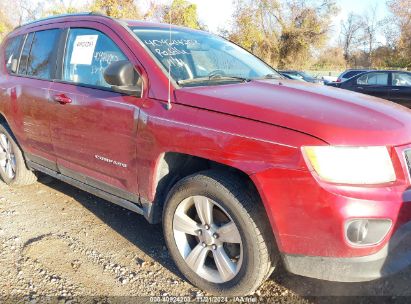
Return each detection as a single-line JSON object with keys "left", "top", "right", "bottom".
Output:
{"left": 14, "top": 12, "right": 112, "bottom": 30}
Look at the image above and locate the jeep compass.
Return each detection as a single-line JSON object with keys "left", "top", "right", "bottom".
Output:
{"left": 1, "top": 13, "right": 411, "bottom": 296}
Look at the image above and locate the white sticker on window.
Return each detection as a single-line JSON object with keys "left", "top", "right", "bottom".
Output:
{"left": 70, "top": 35, "right": 99, "bottom": 65}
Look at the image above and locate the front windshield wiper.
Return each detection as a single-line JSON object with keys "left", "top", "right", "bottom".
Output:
{"left": 177, "top": 75, "right": 250, "bottom": 86}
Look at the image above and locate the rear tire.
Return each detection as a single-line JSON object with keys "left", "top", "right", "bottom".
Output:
{"left": 163, "top": 170, "right": 277, "bottom": 296}
{"left": 0, "top": 123, "right": 37, "bottom": 186}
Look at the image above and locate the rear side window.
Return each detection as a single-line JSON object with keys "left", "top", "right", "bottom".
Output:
{"left": 63, "top": 28, "right": 127, "bottom": 88}
{"left": 344, "top": 71, "right": 365, "bottom": 79}
{"left": 26, "top": 29, "right": 60, "bottom": 79}
{"left": 4, "top": 35, "right": 24, "bottom": 74}
{"left": 357, "top": 73, "right": 389, "bottom": 86}
{"left": 18, "top": 33, "right": 35, "bottom": 75}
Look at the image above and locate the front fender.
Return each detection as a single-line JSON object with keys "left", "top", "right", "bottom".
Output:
{"left": 135, "top": 100, "right": 326, "bottom": 202}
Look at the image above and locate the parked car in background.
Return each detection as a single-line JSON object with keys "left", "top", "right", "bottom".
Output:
{"left": 327, "top": 70, "right": 411, "bottom": 107}
{"left": 322, "top": 75, "right": 338, "bottom": 85}
{"left": 336, "top": 69, "right": 371, "bottom": 83}
{"left": 280, "top": 70, "right": 324, "bottom": 84}
{"left": 280, "top": 71, "right": 306, "bottom": 81}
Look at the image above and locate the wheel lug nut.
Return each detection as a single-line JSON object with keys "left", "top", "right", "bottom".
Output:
{"left": 204, "top": 225, "right": 210, "bottom": 230}
{"left": 213, "top": 233, "right": 218, "bottom": 239}
{"left": 202, "top": 242, "right": 206, "bottom": 248}
{"left": 212, "top": 244, "right": 217, "bottom": 250}
{"left": 197, "top": 230, "right": 202, "bottom": 236}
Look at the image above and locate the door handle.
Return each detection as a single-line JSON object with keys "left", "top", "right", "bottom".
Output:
{"left": 392, "top": 88, "right": 400, "bottom": 91}
{"left": 52, "top": 94, "right": 72, "bottom": 104}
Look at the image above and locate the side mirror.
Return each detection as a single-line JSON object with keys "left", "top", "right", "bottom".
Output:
{"left": 104, "top": 60, "right": 142, "bottom": 97}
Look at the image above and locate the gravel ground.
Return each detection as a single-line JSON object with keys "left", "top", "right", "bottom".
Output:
{"left": 0, "top": 175, "right": 410, "bottom": 303}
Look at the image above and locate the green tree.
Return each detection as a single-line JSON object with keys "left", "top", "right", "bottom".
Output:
{"left": 229, "top": 0, "right": 337, "bottom": 69}
{"left": 91, "top": 0, "right": 141, "bottom": 19}
{"left": 160, "top": 0, "right": 202, "bottom": 29}
{"left": 0, "top": 10, "right": 12, "bottom": 42}
{"left": 228, "top": 5, "right": 268, "bottom": 54}
{"left": 314, "top": 47, "right": 346, "bottom": 69}
{"left": 43, "top": 3, "right": 84, "bottom": 17}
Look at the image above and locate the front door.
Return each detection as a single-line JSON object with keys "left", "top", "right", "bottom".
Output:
{"left": 353, "top": 72, "right": 390, "bottom": 100}
{"left": 49, "top": 23, "right": 144, "bottom": 200}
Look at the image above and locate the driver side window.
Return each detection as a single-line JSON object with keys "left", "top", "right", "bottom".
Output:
{"left": 392, "top": 73, "right": 411, "bottom": 87}
{"left": 63, "top": 28, "right": 127, "bottom": 88}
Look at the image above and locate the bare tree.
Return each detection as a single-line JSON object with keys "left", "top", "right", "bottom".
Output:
{"left": 340, "top": 12, "right": 362, "bottom": 66}
{"left": 0, "top": 0, "right": 44, "bottom": 26}
{"left": 360, "top": 5, "right": 383, "bottom": 67}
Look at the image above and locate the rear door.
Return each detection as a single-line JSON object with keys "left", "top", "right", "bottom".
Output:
{"left": 0, "top": 34, "right": 24, "bottom": 121}
{"left": 49, "top": 22, "right": 145, "bottom": 200}
{"left": 389, "top": 72, "right": 411, "bottom": 107}
{"left": 11, "top": 26, "right": 63, "bottom": 170}
{"left": 351, "top": 72, "right": 390, "bottom": 100}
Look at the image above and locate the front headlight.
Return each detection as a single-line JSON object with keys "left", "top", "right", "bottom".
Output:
{"left": 302, "top": 146, "right": 396, "bottom": 185}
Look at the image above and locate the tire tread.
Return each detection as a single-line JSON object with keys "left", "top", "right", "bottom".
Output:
{"left": 163, "top": 169, "right": 278, "bottom": 295}
{"left": 0, "top": 123, "right": 37, "bottom": 186}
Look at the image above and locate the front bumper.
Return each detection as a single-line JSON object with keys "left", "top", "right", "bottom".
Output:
{"left": 283, "top": 220, "right": 411, "bottom": 282}
{"left": 251, "top": 143, "right": 411, "bottom": 259}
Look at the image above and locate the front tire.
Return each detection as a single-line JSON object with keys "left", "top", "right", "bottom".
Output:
{"left": 163, "top": 170, "right": 277, "bottom": 296}
{"left": 0, "top": 123, "right": 37, "bottom": 186}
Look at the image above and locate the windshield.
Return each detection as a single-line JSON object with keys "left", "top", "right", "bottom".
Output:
{"left": 284, "top": 73, "right": 303, "bottom": 79}
{"left": 130, "top": 27, "right": 281, "bottom": 86}
{"left": 300, "top": 72, "right": 315, "bottom": 79}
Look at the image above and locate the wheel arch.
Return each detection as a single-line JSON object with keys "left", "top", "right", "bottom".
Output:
{"left": 0, "top": 111, "right": 30, "bottom": 168}
{"left": 0, "top": 112, "right": 19, "bottom": 144}
{"left": 145, "top": 151, "right": 263, "bottom": 224}
{"left": 0, "top": 112, "right": 9, "bottom": 126}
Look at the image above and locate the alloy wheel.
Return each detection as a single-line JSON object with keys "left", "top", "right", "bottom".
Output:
{"left": 172, "top": 195, "right": 243, "bottom": 283}
{"left": 0, "top": 133, "right": 16, "bottom": 179}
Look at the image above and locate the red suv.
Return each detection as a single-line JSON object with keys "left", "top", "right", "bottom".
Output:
{"left": 1, "top": 13, "right": 411, "bottom": 296}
